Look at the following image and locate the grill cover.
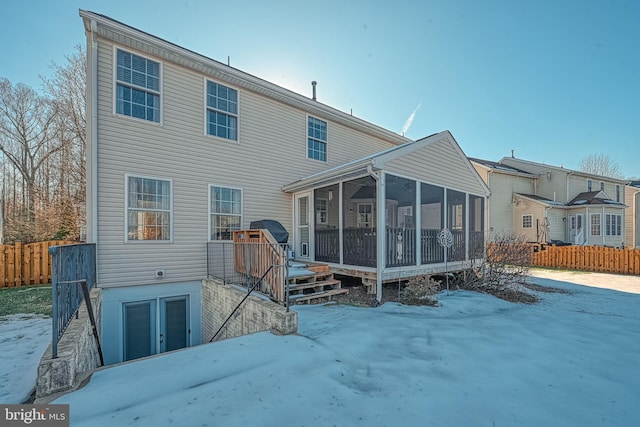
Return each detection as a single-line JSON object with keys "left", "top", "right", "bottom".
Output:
{"left": 249, "top": 220, "right": 289, "bottom": 244}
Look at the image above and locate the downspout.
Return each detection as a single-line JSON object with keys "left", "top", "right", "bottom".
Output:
{"left": 373, "top": 168, "right": 384, "bottom": 303}
{"left": 602, "top": 206, "right": 605, "bottom": 246}
{"left": 90, "top": 20, "right": 99, "bottom": 244}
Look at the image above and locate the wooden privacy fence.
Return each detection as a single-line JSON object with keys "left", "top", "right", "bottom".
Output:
{"left": 0, "top": 241, "right": 75, "bottom": 287}
{"left": 530, "top": 245, "right": 640, "bottom": 275}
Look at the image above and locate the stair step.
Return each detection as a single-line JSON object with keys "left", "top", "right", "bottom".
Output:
{"left": 289, "top": 288, "right": 349, "bottom": 303}
{"left": 306, "top": 265, "right": 331, "bottom": 273}
{"left": 289, "top": 279, "right": 341, "bottom": 292}
{"left": 286, "top": 268, "right": 315, "bottom": 279}
{"left": 288, "top": 261, "right": 307, "bottom": 269}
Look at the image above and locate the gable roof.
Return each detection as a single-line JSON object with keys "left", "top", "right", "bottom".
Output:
{"left": 568, "top": 191, "right": 625, "bottom": 207}
{"left": 79, "top": 10, "right": 410, "bottom": 147}
{"left": 282, "top": 131, "right": 490, "bottom": 196}
{"left": 468, "top": 158, "right": 537, "bottom": 178}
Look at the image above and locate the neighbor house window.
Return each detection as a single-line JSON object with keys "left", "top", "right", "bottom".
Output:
{"left": 600, "top": 182, "right": 605, "bottom": 191}
{"left": 587, "top": 179, "right": 592, "bottom": 191}
{"left": 116, "top": 49, "right": 160, "bottom": 122}
{"left": 126, "top": 176, "right": 171, "bottom": 241}
{"left": 616, "top": 185, "right": 621, "bottom": 202}
{"left": 316, "top": 198, "right": 328, "bottom": 224}
{"left": 357, "top": 203, "right": 373, "bottom": 228}
{"left": 206, "top": 81, "right": 238, "bottom": 140}
{"left": 590, "top": 214, "right": 601, "bottom": 236}
{"left": 210, "top": 186, "right": 242, "bottom": 240}
{"left": 307, "top": 116, "right": 327, "bottom": 161}
{"left": 606, "top": 214, "right": 622, "bottom": 236}
{"left": 522, "top": 214, "right": 533, "bottom": 229}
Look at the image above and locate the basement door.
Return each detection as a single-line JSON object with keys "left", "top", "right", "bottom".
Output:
{"left": 123, "top": 296, "right": 190, "bottom": 362}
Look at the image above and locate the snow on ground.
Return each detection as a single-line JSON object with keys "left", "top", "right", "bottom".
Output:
{"left": 54, "top": 275, "right": 640, "bottom": 427}
{"left": 0, "top": 314, "right": 50, "bottom": 403}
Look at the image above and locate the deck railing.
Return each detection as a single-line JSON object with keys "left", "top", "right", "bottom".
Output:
{"left": 206, "top": 230, "right": 287, "bottom": 303}
{"left": 315, "top": 229, "right": 340, "bottom": 264}
{"left": 50, "top": 243, "right": 97, "bottom": 358}
{"left": 386, "top": 228, "right": 416, "bottom": 267}
{"left": 343, "top": 228, "right": 377, "bottom": 267}
{"left": 421, "top": 229, "right": 444, "bottom": 264}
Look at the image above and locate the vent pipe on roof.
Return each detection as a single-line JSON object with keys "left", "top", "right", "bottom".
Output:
{"left": 511, "top": 149, "right": 515, "bottom": 158}
{"left": 311, "top": 81, "right": 317, "bottom": 101}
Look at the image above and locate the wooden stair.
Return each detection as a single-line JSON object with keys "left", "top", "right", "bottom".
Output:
{"left": 287, "top": 264, "right": 348, "bottom": 304}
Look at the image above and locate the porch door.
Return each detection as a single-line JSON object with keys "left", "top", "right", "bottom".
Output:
{"left": 295, "top": 193, "right": 311, "bottom": 258}
{"left": 160, "top": 296, "right": 190, "bottom": 353}
{"left": 569, "top": 214, "right": 583, "bottom": 244}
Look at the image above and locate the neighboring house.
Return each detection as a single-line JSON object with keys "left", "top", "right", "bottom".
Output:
{"left": 80, "top": 10, "right": 489, "bottom": 365}
{"left": 470, "top": 156, "right": 628, "bottom": 247}
{"left": 625, "top": 182, "right": 640, "bottom": 248}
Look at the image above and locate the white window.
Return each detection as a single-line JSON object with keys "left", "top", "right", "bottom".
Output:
{"left": 590, "top": 214, "right": 601, "bottom": 236}
{"left": 126, "top": 176, "right": 171, "bottom": 241}
{"left": 116, "top": 49, "right": 160, "bottom": 122}
{"left": 206, "top": 80, "right": 238, "bottom": 140}
{"left": 307, "top": 116, "right": 327, "bottom": 161}
{"left": 587, "top": 179, "right": 592, "bottom": 191}
{"left": 606, "top": 214, "right": 622, "bottom": 236}
{"left": 210, "top": 186, "right": 242, "bottom": 240}
{"left": 357, "top": 203, "right": 373, "bottom": 228}
{"left": 600, "top": 182, "right": 605, "bottom": 191}
{"left": 616, "top": 185, "right": 621, "bottom": 202}
{"left": 316, "top": 198, "right": 328, "bottom": 224}
{"left": 522, "top": 214, "right": 533, "bottom": 229}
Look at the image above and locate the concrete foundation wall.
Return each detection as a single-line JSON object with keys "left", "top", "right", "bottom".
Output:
{"left": 36, "top": 288, "right": 102, "bottom": 401}
{"left": 202, "top": 278, "right": 297, "bottom": 342}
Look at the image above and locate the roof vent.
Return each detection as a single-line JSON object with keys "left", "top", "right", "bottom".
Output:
{"left": 311, "top": 81, "right": 317, "bottom": 101}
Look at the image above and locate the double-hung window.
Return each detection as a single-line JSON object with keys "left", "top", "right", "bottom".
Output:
{"left": 127, "top": 176, "right": 171, "bottom": 241}
{"left": 116, "top": 49, "right": 160, "bottom": 122}
{"left": 606, "top": 214, "right": 622, "bottom": 236}
{"left": 590, "top": 214, "right": 601, "bottom": 236}
{"left": 206, "top": 81, "right": 238, "bottom": 140}
{"left": 210, "top": 186, "right": 242, "bottom": 240}
{"left": 307, "top": 116, "right": 327, "bottom": 161}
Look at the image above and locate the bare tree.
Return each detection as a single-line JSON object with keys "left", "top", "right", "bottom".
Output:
{"left": 578, "top": 154, "right": 623, "bottom": 179}
{"left": 0, "top": 78, "right": 61, "bottom": 232}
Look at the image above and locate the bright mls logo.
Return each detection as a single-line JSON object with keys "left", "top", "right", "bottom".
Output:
{"left": 1, "top": 405, "right": 69, "bottom": 426}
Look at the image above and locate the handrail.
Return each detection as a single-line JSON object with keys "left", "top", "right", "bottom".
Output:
{"left": 209, "top": 265, "right": 276, "bottom": 343}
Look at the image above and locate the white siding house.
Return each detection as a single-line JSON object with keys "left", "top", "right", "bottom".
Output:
{"left": 81, "top": 10, "right": 489, "bottom": 364}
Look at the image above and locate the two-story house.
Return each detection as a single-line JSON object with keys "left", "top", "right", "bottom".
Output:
{"left": 80, "top": 10, "right": 489, "bottom": 364}
{"left": 471, "top": 155, "right": 628, "bottom": 247}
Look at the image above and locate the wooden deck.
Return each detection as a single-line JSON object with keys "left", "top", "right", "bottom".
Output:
{"left": 287, "top": 263, "right": 348, "bottom": 304}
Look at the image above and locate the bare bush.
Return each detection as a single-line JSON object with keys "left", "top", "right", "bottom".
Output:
{"left": 398, "top": 276, "right": 441, "bottom": 306}
{"left": 462, "top": 233, "right": 537, "bottom": 303}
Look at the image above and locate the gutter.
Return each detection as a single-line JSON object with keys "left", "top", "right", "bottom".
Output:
{"left": 281, "top": 160, "right": 373, "bottom": 193}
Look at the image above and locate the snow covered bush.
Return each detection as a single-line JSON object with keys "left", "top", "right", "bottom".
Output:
{"left": 398, "top": 276, "right": 440, "bottom": 306}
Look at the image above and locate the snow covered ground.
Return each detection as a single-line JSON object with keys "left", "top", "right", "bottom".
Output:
{"left": 0, "top": 314, "right": 50, "bottom": 403}
{"left": 51, "top": 274, "right": 640, "bottom": 427}
{"left": 1, "top": 272, "right": 638, "bottom": 425}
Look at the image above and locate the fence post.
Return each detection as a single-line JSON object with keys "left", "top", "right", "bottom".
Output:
{"left": 50, "top": 245, "right": 59, "bottom": 359}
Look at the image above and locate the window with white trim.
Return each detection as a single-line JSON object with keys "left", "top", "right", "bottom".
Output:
{"left": 357, "top": 203, "right": 373, "bottom": 228}
{"left": 307, "top": 116, "right": 327, "bottom": 161}
{"left": 127, "top": 176, "right": 171, "bottom": 240}
{"left": 116, "top": 49, "right": 160, "bottom": 122}
{"left": 590, "top": 213, "right": 601, "bottom": 236}
{"left": 600, "top": 182, "right": 605, "bottom": 191}
{"left": 606, "top": 214, "right": 622, "bottom": 236}
{"left": 616, "top": 185, "right": 621, "bottom": 202}
{"left": 316, "top": 198, "right": 328, "bottom": 224}
{"left": 210, "top": 186, "right": 242, "bottom": 240}
{"left": 587, "top": 179, "right": 592, "bottom": 191}
{"left": 206, "top": 81, "right": 238, "bottom": 140}
{"left": 522, "top": 214, "right": 533, "bottom": 229}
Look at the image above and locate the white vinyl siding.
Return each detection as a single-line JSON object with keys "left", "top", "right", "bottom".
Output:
{"left": 115, "top": 48, "right": 160, "bottom": 122}
{"left": 126, "top": 175, "right": 172, "bottom": 241}
{"left": 93, "top": 39, "right": 397, "bottom": 287}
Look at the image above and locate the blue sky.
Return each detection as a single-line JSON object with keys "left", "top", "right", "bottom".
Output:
{"left": 2, "top": 0, "right": 639, "bottom": 178}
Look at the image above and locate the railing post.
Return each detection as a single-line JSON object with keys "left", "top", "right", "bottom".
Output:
{"left": 50, "top": 245, "right": 59, "bottom": 359}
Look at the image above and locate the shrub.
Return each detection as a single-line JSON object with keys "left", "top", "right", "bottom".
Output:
{"left": 398, "top": 276, "right": 440, "bottom": 306}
